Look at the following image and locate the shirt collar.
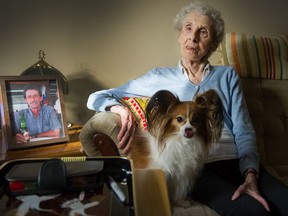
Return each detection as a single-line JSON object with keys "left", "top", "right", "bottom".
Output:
{"left": 28, "top": 107, "right": 42, "bottom": 118}
{"left": 178, "top": 59, "right": 211, "bottom": 81}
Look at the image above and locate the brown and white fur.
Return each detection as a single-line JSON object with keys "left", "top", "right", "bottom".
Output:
{"left": 129, "top": 89, "right": 224, "bottom": 207}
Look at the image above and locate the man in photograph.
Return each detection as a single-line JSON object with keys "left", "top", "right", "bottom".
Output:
{"left": 12, "top": 84, "right": 62, "bottom": 143}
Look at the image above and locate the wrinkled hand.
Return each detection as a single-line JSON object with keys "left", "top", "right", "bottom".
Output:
{"left": 231, "top": 172, "right": 270, "bottom": 212}
{"left": 110, "top": 105, "right": 137, "bottom": 155}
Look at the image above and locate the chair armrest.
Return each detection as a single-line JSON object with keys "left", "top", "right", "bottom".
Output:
{"left": 79, "top": 112, "right": 121, "bottom": 156}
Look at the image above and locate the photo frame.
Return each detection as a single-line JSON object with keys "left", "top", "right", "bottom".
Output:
{"left": 0, "top": 76, "right": 69, "bottom": 150}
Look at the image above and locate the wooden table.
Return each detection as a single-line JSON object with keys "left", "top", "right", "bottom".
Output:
{"left": 0, "top": 125, "right": 172, "bottom": 215}
{"left": 0, "top": 125, "right": 85, "bottom": 162}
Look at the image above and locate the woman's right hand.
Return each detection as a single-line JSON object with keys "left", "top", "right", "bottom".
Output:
{"left": 110, "top": 105, "right": 137, "bottom": 155}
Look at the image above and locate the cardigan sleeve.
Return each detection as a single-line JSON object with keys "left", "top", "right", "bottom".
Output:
{"left": 228, "top": 69, "right": 259, "bottom": 174}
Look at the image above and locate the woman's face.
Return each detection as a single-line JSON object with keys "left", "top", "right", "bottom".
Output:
{"left": 178, "top": 11, "right": 215, "bottom": 63}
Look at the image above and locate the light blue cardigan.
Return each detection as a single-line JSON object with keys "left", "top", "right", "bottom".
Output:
{"left": 87, "top": 65, "right": 259, "bottom": 175}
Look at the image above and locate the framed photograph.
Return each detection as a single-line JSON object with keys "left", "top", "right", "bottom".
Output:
{"left": 0, "top": 76, "right": 69, "bottom": 150}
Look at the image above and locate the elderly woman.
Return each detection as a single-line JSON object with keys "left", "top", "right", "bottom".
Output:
{"left": 87, "top": 1, "right": 288, "bottom": 215}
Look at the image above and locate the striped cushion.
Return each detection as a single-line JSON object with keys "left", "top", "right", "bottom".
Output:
{"left": 222, "top": 32, "right": 288, "bottom": 79}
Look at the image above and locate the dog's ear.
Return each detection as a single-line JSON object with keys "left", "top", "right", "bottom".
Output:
{"left": 146, "top": 90, "right": 178, "bottom": 114}
{"left": 195, "top": 89, "right": 224, "bottom": 141}
{"left": 146, "top": 90, "right": 178, "bottom": 130}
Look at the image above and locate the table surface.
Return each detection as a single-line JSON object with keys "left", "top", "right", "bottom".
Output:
{"left": 0, "top": 125, "right": 172, "bottom": 216}
{"left": 0, "top": 125, "right": 85, "bottom": 162}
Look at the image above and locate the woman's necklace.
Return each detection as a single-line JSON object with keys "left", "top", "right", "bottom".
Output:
{"left": 187, "top": 61, "right": 208, "bottom": 78}
{"left": 190, "top": 70, "right": 199, "bottom": 77}
{"left": 186, "top": 67, "right": 204, "bottom": 84}
{"left": 187, "top": 64, "right": 202, "bottom": 78}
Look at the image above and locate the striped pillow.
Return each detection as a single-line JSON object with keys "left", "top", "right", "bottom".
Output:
{"left": 222, "top": 32, "right": 288, "bottom": 79}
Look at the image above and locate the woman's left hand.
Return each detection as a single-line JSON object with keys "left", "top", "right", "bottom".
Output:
{"left": 231, "top": 172, "right": 270, "bottom": 212}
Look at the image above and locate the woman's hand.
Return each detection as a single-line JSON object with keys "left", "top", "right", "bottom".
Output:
{"left": 110, "top": 105, "right": 137, "bottom": 155}
{"left": 231, "top": 171, "right": 270, "bottom": 212}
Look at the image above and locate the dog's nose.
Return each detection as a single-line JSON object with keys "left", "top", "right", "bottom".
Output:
{"left": 184, "top": 128, "right": 194, "bottom": 138}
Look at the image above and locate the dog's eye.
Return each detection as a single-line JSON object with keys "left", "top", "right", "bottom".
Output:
{"left": 176, "top": 116, "right": 184, "bottom": 123}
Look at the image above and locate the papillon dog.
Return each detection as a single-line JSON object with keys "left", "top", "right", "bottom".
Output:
{"left": 129, "top": 89, "right": 224, "bottom": 207}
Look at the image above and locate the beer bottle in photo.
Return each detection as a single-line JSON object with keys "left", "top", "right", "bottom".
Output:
{"left": 20, "top": 112, "right": 30, "bottom": 142}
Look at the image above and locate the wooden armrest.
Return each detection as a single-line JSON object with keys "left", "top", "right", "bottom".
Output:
{"left": 93, "top": 132, "right": 120, "bottom": 156}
